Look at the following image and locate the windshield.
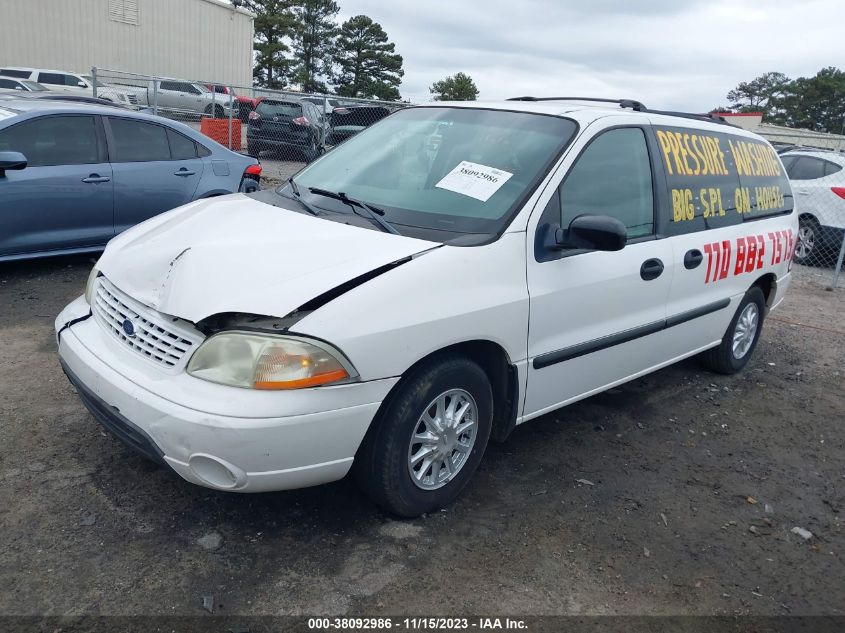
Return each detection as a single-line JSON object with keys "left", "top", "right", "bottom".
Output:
{"left": 22, "top": 81, "right": 47, "bottom": 91}
{"left": 291, "top": 107, "right": 577, "bottom": 237}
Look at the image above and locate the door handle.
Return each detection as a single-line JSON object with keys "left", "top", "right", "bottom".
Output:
{"left": 798, "top": 190, "right": 810, "bottom": 196}
{"left": 82, "top": 175, "right": 110, "bottom": 183}
{"left": 684, "top": 249, "right": 704, "bottom": 270}
{"left": 174, "top": 169, "right": 196, "bottom": 177}
{"left": 640, "top": 258, "right": 664, "bottom": 281}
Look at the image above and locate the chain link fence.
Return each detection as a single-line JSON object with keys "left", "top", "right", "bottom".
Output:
{"left": 92, "top": 67, "right": 407, "bottom": 183}
{"left": 774, "top": 148, "right": 845, "bottom": 290}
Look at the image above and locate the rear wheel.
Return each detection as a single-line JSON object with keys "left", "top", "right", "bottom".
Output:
{"left": 204, "top": 104, "right": 225, "bottom": 119}
{"left": 354, "top": 354, "right": 493, "bottom": 517}
{"left": 700, "top": 286, "right": 766, "bottom": 375}
{"left": 795, "top": 216, "right": 820, "bottom": 265}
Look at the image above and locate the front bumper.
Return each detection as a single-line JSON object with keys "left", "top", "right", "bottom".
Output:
{"left": 56, "top": 296, "right": 398, "bottom": 492}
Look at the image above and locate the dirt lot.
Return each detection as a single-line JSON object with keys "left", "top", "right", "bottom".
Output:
{"left": 0, "top": 256, "right": 843, "bottom": 619}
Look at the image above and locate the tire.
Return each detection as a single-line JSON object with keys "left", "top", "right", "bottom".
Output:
{"left": 204, "top": 104, "right": 225, "bottom": 119}
{"left": 303, "top": 136, "right": 319, "bottom": 163}
{"left": 794, "top": 216, "right": 820, "bottom": 265}
{"left": 700, "top": 286, "right": 766, "bottom": 375}
{"left": 354, "top": 354, "right": 493, "bottom": 517}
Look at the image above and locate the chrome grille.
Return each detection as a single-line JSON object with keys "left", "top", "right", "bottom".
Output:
{"left": 92, "top": 277, "right": 204, "bottom": 370}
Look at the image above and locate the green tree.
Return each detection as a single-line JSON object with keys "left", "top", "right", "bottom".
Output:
{"left": 779, "top": 67, "right": 845, "bottom": 133}
{"left": 249, "top": 0, "right": 296, "bottom": 89}
{"left": 332, "top": 15, "right": 403, "bottom": 100}
{"left": 291, "top": 0, "right": 339, "bottom": 93}
{"left": 429, "top": 72, "right": 479, "bottom": 101}
{"left": 727, "top": 71, "right": 791, "bottom": 123}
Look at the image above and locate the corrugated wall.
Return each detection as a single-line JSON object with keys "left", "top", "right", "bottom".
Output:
{"left": 0, "top": 0, "right": 254, "bottom": 87}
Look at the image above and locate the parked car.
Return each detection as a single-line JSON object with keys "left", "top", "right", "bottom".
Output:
{"left": 326, "top": 104, "right": 392, "bottom": 145}
{"left": 247, "top": 97, "right": 326, "bottom": 162}
{"left": 0, "top": 77, "right": 50, "bottom": 93}
{"left": 207, "top": 85, "right": 258, "bottom": 122}
{"left": 780, "top": 149, "right": 845, "bottom": 264}
{"left": 0, "top": 91, "right": 132, "bottom": 109}
{"left": 302, "top": 95, "right": 342, "bottom": 116}
{"left": 0, "top": 97, "right": 261, "bottom": 261}
{"left": 56, "top": 97, "right": 797, "bottom": 516}
{"left": 0, "top": 67, "right": 139, "bottom": 108}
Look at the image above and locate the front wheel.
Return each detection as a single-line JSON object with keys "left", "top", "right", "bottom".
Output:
{"left": 700, "top": 286, "right": 766, "bottom": 374}
{"left": 354, "top": 355, "right": 493, "bottom": 517}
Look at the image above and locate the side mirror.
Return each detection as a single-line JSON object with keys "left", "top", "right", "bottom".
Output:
{"left": 545, "top": 214, "right": 627, "bottom": 252}
{"left": 0, "top": 151, "right": 27, "bottom": 177}
{"left": 78, "top": 81, "right": 87, "bottom": 88}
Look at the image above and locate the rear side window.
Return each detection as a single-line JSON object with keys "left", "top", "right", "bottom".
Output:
{"left": 257, "top": 101, "right": 302, "bottom": 118}
{"left": 37, "top": 72, "right": 69, "bottom": 86}
{"left": 786, "top": 156, "right": 841, "bottom": 180}
{"left": 0, "top": 78, "right": 20, "bottom": 89}
{"left": 0, "top": 69, "right": 31, "bottom": 78}
{"left": 654, "top": 126, "right": 791, "bottom": 233}
{"left": 0, "top": 115, "right": 101, "bottom": 166}
{"left": 167, "top": 128, "right": 198, "bottom": 160}
{"left": 109, "top": 118, "right": 170, "bottom": 162}
{"left": 558, "top": 127, "right": 654, "bottom": 238}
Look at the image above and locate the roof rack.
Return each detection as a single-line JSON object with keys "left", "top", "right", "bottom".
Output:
{"left": 507, "top": 96, "right": 647, "bottom": 110}
{"left": 506, "top": 96, "right": 735, "bottom": 127}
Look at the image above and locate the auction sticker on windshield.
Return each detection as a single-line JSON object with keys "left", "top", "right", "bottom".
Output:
{"left": 435, "top": 161, "right": 513, "bottom": 202}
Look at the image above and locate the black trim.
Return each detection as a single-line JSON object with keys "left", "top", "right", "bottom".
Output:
{"left": 60, "top": 359, "right": 167, "bottom": 466}
{"left": 533, "top": 298, "right": 731, "bottom": 369}
{"left": 665, "top": 298, "right": 730, "bottom": 328}
{"left": 56, "top": 311, "right": 91, "bottom": 342}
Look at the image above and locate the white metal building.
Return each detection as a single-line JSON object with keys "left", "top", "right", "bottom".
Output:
{"left": 719, "top": 113, "right": 845, "bottom": 152}
{"left": 0, "top": 0, "right": 254, "bottom": 87}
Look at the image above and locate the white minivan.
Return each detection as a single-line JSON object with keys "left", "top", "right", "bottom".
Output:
{"left": 56, "top": 98, "right": 798, "bottom": 516}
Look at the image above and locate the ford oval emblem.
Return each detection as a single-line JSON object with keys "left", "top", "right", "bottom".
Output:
{"left": 122, "top": 318, "right": 136, "bottom": 337}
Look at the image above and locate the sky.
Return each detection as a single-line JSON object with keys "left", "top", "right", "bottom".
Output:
{"left": 335, "top": 0, "right": 844, "bottom": 110}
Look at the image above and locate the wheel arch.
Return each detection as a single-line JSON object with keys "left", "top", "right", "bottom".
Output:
{"left": 360, "top": 339, "right": 520, "bottom": 458}
{"left": 751, "top": 272, "right": 778, "bottom": 309}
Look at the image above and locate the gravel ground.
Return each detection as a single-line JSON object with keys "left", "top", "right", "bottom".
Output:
{"left": 0, "top": 257, "right": 842, "bottom": 618}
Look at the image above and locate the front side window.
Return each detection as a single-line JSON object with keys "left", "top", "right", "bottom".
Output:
{"left": 108, "top": 118, "right": 170, "bottom": 162}
{"left": 291, "top": 107, "right": 577, "bottom": 238}
{"left": 559, "top": 128, "right": 654, "bottom": 238}
{"left": 0, "top": 115, "right": 100, "bottom": 166}
{"left": 0, "top": 78, "right": 19, "bottom": 89}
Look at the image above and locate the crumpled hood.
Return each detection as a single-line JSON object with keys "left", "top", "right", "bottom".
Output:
{"left": 97, "top": 194, "right": 437, "bottom": 323}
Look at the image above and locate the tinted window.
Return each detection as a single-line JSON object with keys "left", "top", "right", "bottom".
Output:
{"left": 167, "top": 128, "right": 197, "bottom": 160}
{"left": 0, "top": 115, "right": 100, "bottom": 166}
{"left": 257, "top": 101, "right": 302, "bottom": 118}
{"left": 0, "top": 78, "right": 20, "bottom": 89}
{"left": 109, "top": 118, "right": 170, "bottom": 162}
{"left": 0, "top": 69, "right": 31, "bottom": 78}
{"left": 787, "top": 156, "right": 827, "bottom": 180}
{"left": 37, "top": 72, "right": 68, "bottom": 86}
{"left": 559, "top": 128, "right": 654, "bottom": 238}
{"left": 197, "top": 143, "right": 211, "bottom": 158}
{"left": 159, "top": 81, "right": 182, "bottom": 92}
{"left": 825, "top": 160, "right": 843, "bottom": 177}
{"left": 655, "top": 126, "right": 792, "bottom": 230}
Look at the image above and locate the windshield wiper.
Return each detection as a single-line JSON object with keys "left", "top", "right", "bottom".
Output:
{"left": 307, "top": 187, "right": 401, "bottom": 235}
{"left": 282, "top": 177, "right": 320, "bottom": 216}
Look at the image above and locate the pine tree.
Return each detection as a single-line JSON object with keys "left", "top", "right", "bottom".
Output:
{"left": 250, "top": 0, "right": 297, "bottom": 89}
{"left": 332, "top": 15, "right": 403, "bottom": 101}
{"left": 290, "top": 0, "right": 339, "bottom": 93}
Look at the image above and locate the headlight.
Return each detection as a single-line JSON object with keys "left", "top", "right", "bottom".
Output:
{"left": 186, "top": 332, "right": 357, "bottom": 390}
{"left": 84, "top": 267, "right": 100, "bottom": 304}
